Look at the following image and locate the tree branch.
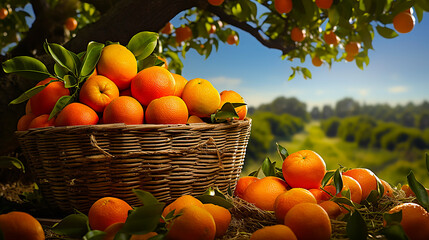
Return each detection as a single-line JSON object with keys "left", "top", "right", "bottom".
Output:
{"left": 79, "top": 0, "right": 115, "bottom": 14}
{"left": 206, "top": 4, "right": 296, "bottom": 55}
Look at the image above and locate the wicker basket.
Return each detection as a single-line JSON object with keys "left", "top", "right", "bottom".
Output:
{"left": 15, "top": 119, "right": 251, "bottom": 213}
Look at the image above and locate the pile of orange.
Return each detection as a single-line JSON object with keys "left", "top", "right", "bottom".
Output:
{"left": 17, "top": 43, "right": 247, "bottom": 131}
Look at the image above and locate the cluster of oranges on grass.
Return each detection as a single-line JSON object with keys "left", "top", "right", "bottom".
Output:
{"left": 17, "top": 43, "right": 247, "bottom": 131}
{"left": 234, "top": 149, "right": 429, "bottom": 240}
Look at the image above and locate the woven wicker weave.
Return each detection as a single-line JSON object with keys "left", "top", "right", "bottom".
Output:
{"left": 15, "top": 119, "right": 251, "bottom": 213}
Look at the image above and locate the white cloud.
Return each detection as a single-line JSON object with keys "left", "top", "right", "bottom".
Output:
{"left": 358, "top": 88, "right": 370, "bottom": 96}
{"left": 388, "top": 86, "right": 409, "bottom": 93}
{"left": 208, "top": 76, "right": 242, "bottom": 90}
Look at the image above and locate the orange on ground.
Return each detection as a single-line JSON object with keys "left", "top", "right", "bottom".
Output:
{"left": 25, "top": 100, "right": 32, "bottom": 114}
{"left": 102, "top": 223, "right": 157, "bottom": 240}
{"left": 319, "top": 201, "right": 342, "bottom": 219}
{"left": 234, "top": 176, "right": 259, "bottom": 199}
{"left": 171, "top": 73, "right": 188, "bottom": 97}
{"left": 226, "top": 34, "right": 239, "bottom": 45}
{"left": 309, "top": 188, "right": 331, "bottom": 203}
{"left": 145, "top": 96, "right": 188, "bottom": 124}
{"left": 344, "top": 42, "right": 361, "bottom": 57}
{"left": 208, "top": 0, "right": 224, "bottom": 6}
{"left": 274, "top": 188, "right": 317, "bottom": 223}
{"left": 291, "top": 27, "right": 305, "bottom": 42}
{"left": 166, "top": 205, "right": 216, "bottom": 240}
{"left": 103, "top": 96, "right": 144, "bottom": 125}
{"left": 316, "top": 0, "right": 333, "bottom": 9}
{"left": 54, "top": 103, "right": 99, "bottom": 127}
{"left": 393, "top": 12, "right": 415, "bottom": 34}
{"left": 203, "top": 203, "right": 231, "bottom": 238}
{"left": 65, "top": 17, "right": 77, "bottom": 31}
{"left": 30, "top": 78, "right": 70, "bottom": 116}
{"left": 175, "top": 26, "right": 192, "bottom": 44}
{"left": 0, "top": 211, "right": 45, "bottom": 240}
{"left": 209, "top": 24, "right": 217, "bottom": 34}
{"left": 282, "top": 150, "right": 326, "bottom": 189}
{"left": 162, "top": 195, "right": 204, "bottom": 218}
{"left": 0, "top": 8, "right": 8, "bottom": 19}
{"left": 28, "top": 114, "right": 55, "bottom": 129}
{"left": 17, "top": 113, "right": 36, "bottom": 131}
{"left": 250, "top": 224, "right": 297, "bottom": 240}
{"left": 130, "top": 66, "right": 175, "bottom": 106}
{"left": 219, "top": 90, "right": 247, "bottom": 120}
{"left": 324, "top": 175, "right": 363, "bottom": 204}
{"left": 161, "top": 22, "right": 173, "bottom": 35}
{"left": 79, "top": 75, "right": 119, "bottom": 112}
{"left": 187, "top": 115, "right": 205, "bottom": 123}
{"left": 387, "top": 203, "right": 429, "bottom": 240}
{"left": 242, "top": 176, "right": 288, "bottom": 211}
{"left": 343, "top": 168, "right": 377, "bottom": 202}
{"left": 380, "top": 179, "right": 394, "bottom": 197}
{"left": 284, "top": 203, "right": 332, "bottom": 240}
{"left": 312, "top": 56, "right": 323, "bottom": 67}
{"left": 274, "top": 0, "right": 293, "bottom": 14}
{"left": 181, "top": 78, "right": 220, "bottom": 118}
{"left": 323, "top": 31, "right": 340, "bottom": 46}
{"left": 97, "top": 44, "right": 137, "bottom": 90}
{"left": 88, "top": 197, "right": 132, "bottom": 231}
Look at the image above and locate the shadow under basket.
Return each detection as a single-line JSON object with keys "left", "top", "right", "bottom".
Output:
{"left": 15, "top": 119, "right": 252, "bottom": 213}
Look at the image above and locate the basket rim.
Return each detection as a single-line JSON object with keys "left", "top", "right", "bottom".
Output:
{"left": 15, "top": 118, "right": 252, "bottom": 136}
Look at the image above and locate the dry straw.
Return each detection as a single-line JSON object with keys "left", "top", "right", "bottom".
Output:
{"left": 15, "top": 119, "right": 252, "bottom": 213}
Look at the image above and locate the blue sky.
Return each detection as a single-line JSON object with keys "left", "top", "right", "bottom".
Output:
{"left": 175, "top": 12, "right": 429, "bottom": 110}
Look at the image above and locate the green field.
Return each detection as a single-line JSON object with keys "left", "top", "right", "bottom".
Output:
{"left": 242, "top": 121, "right": 429, "bottom": 187}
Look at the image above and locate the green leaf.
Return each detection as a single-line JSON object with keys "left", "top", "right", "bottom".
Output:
{"left": 49, "top": 95, "right": 74, "bottom": 120}
{"left": 328, "top": 7, "right": 340, "bottom": 26}
{"left": 321, "top": 170, "right": 335, "bottom": 187}
{"left": 248, "top": 168, "right": 260, "bottom": 177}
{"left": 132, "top": 189, "right": 160, "bottom": 206}
{"left": 0, "top": 156, "right": 25, "bottom": 172}
{"left": 2, "top": 56, "right": 52, "bottom": 80}
{"left": 63, "top": 75, "right": 78, "bottom": 88}
{"left": 426, "top": 152, "right": 429, "bottom": 173}
{"left": 52, "top": 213, "right": 90, "bottom": 238}
{"left": 276, "top": 143, "right": 289, "bottom": 160}
{"left": 334, "top": 168, "right": 343, "bottom": 195}
{"left": 44, "top": 42, "right": 78, "bottom": 76}
{"left": 301, "top": 67, "right": 312, "bottom": 79}
{"left": 379, "top": 224, "right": 409, "bottom": 240}
{"left": 113, "top": 233, "right": 131, "bottom": 240}
{"left": 376, "top": 25, "right": 398, "bottom": 39}
{"left": 127, "top": 31, "right": 158, "bottom": 60}
{"left": 83, "top": 230, "right": 106, "bottom": 240}
{"left": 196, "top": 195, "right": 234, "bottom": 209}
{"left": 9, "top": 84, "right": 46, "bottom": 105}
{"left": 288, "top": 69, "right": 296, "bottom": 81}
{"left": 121, "top": 203, "right": 164, "bottom": 235}
{"left": 416, "top": 0, "right": 429, "bottom": 11}
{"left": 202, "top": 186, "right": 227, "bottom": 200}
{"left": 137, "top": 54, "right": 158, "bottom": 71}
{"left": 407, "top": 171, "right": 429, "bottom": 210}
{"left": 262, "top": 157, "right": 276, "bottom": 177}
{"left": 81, "top": 42, "right": 104, "bottom": 77}
{"left": 346, "top": 210, "right": 368, "bottom": 240}
{"left": 211, "top": 102, "right": 239, "bottom": 123}
{"left": 383, "top": 210, "right": 402, "bottom": 226}
{"left": 54, "top": 63, "right": 69, "bottom": 78}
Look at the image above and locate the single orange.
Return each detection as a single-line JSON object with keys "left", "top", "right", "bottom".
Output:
{"left": 166, "top": 205, "right": 216, "bottom": 240}
{"left": 145, "top": 96, "right": 188, "bottom": 124}
{"left": 234, "top": 176, "right": 259, "bottom": 199}
{"left": 0, "top": 8, "right": 8, "bottom": 19}
{"left": 161, "top": 22, "right": 173, "bottom": 34}
{"left": 250, "top": 224, "right": 297, "bottom": 240}
{"left": 387, "top": 203, "right": 429, "bottom": 240}
{"left": 54, "top": 102, "right": 99, "bottom": 127}
{"left": 345, "top": 54, "right": 354, "bottom": 62}
{"left": 284, "top": 203, "right": 332, "bottom": 240}
{"left": 79, "top": 75, "right": 119, "bottom": 112}
{"left": 25, "top": 99, "right": 32, "bottom": 114}
{"left": 316, "top": 0, "right": 333, "bottom": 9}
{"left": 282, "top": 150, "right": 327, "bottom": 189}
{"left": 208, "top": 0, "right": 224, "bottom": 6}
{"left": 171, "top": 73, "right": 188, "bottom": 97}
{"left": 319, "top": 200, "right": 342, "bottom": 219}
{"left": 393, "top": 11, "right": 415, "bottom": 34}
{"left": 130, "top": 66, "right": 175, "bottom": 106}
{"left": 380, "top": 179, "right": 394, "bottom": 197}
{"left": 0, "top": 211, "right": 45, "bottom": 240}
{"left": 344, "top": 42, "right": 361, "bottom": 57}
{"left": 324, "top": 175, "right": 363, "bottom": 204}
{"left": 323, "top": 31, "right": 340, "bottom": 46}
{"left": 162, "top": 195, "right": 204, "bottom": 218}
{"left": 30, "top": 78, "right": 70, "bottom": 116}
{"left": 226, "top": 34, "right": 238, "bottom": 45}
{"left": 242, "top": 176, "right": 289, "bottom": 211}
{"left": 291, "top": 27, "right": 305, "bottom": 42}
{"left": 203, "top": 203, "right": 231, "bottom": 238}
{"left": 401, "top": 184, "right": 415, "bottom": 197}
{"left": 102, "top": 223, "right": 157, "bottom": 240}
{"left": 97, "top": 44, "right": 137, "bottom": 90}
{"left": 65, "top": 17, "right": 78, "bottom": 31}
{"left": 181, "top": 78, "right": 220, "bottom": 118}
{"left": 274, "top": 188, "right": 317, "bottom": 223}
{"left": 274, "top": 0, "right": 293, "bottom": 14}
{"left": 312, "top": 56, "right": 323, "bottom": 67}
{"left": 103, "top": 96, "right": 144, "bottom": 125}
{"left": 219, "top": 90, "right": 247, "bottom": 120}
{"left": 28, "top": 114, "right": 55, "bottom": 129}
{"left": 175, "top": 26, "right": 192, "bottom": 44}
{"left": 88, "top": 197, "right": 133, "bottom": 231}
{"left": 187, "top": 115, "right": 205, "bottom": 123}
{"left": 309, "top": 188, "right": 331, "bottom": 203}
{"left": 343, "top": 168, "right": 377, "bottom": 202}
{"left": 17, "top": 113, "right": 36, "bottom": 131}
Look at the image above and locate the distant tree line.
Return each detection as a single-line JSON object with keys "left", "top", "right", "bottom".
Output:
{"left": 311, "top": 97, "right": 429, "bottom": 130}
